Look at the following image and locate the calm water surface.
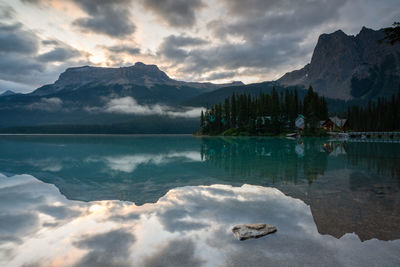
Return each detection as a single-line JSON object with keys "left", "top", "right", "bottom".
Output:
{"left": 0, "top": 135, "right": 399, "bottom": 266}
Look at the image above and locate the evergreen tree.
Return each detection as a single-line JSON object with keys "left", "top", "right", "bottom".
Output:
{"left": 237, "top": 94, "right": 246, "bottom": 130}
{"left": 271, "top": 88, "right": 281, "bottom": 133}
{"left": 223, "top": 98, "right": 231, "bottom": 129}
{"left": 381, "top": 22, "right": 400, "bottom": 45}
{"left": 200, "top": 110, "right": 205, "bottom": 129}
{"left": 231, "top": 94, "right": 237, "bottom": 128}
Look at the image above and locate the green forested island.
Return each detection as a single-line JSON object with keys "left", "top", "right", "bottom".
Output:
{"left": 198, "top": 86, "right": 400, "bottom": 136}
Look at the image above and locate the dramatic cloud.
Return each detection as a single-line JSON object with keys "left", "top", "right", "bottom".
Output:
{"left": 72, "top": 0, "right": 136, "bottom": 38}
{"left": 159, "top": 33, "right": 308, "bottom": 76}
{"left": 154, "top": 0, "right": 352, "bottom": 80}
{"left": 0, "top": 23, "right": 39, "bottom": 54}
{"left": 213, "top": 0, "right": 348, "bottom": 40}
{"left": 101, "top": 44, "right": 141, "bottom": 55}
{"left": 104, "top": 97, "right": 203, "bottom": 118}
{"left": 37, "top": 47, "right": 82, "bottom": 62}
{"left": 73, "top": 229, "right": 136, "bottom": 267}
{"left": 3, "top": 0, "right": 400, "bottom": 90}
{"left": 0, "top": 4, "right": 15, "bottom": 19}
{"left": 0, "top": 54, "right": 44, "bottom": 85}
{"left": 221, "top": 0, "right": 344, "bottom": 18}
{"left": 37, "top": 205, "right": 80, "bottom": 220}
{"left": 158, "top": 34, "right": 208, "bottom": 61}
{"left": 0, "top": 17, "right": 43, "bottom": 85}
{"left": 162, "top": 35, "right": 208, "bottom": 47}
{"left": 143, "top": 239, "right": 204, "bottom": 267}
{"left": 0, "top": 5, "right": 91, "bottom": 91}
{"left": 37, "top": 39, "right": 89, "bottom": 63}
{"left": 141, "top": 0, "right": 205, "bottom": 28}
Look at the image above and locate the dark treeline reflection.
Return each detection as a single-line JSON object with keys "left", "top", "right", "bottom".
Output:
{"left": 200, "top": 137, "right": 329, "bottom": 185}
{"left": 346, "top": 142, "right": 400, "bottom": 180}
{"left": 200, "top": 137, "right": 399, "bottom": 186}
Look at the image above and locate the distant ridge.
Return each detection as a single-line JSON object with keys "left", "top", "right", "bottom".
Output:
{"left": 0, "top": 90, "right": 16, "bottom": 97}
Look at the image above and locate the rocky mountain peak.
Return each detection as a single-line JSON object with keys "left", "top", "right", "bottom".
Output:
{"left": 31, "top": 62, "right": 244, "bottom": 96}
{"left": 320, "top": 29, "right": 347, "bottom": 38}
{"left": 55, "top": 62, "right": 171, "bottom": 88}
{"left": 133, "top": 62, "right": 158, "bottom": 69}
{"left": 359, "top": 26, "right": 375, "bottom": 35}
{"left": 278, "top": 26, "right": 400, "bottom": 100}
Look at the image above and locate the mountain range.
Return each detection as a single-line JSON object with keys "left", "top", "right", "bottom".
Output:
{"left": 0, "top": 26, "right": 399, "bottom": 133}
{"left": 31, "top": 62, "right": 244, "bottom": 98}
{"left": 0, "top": 62, "right": 246, "bottom": 132}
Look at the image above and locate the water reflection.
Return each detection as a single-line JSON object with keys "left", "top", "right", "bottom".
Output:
{"left": 200, "top": 138, "right": 400, "bottom": 241}
{"left": 200, "top": 137, "right": 329, "bottom": 185}
{"left": 1, "top": 173, "right": 400, "bottom": 267}
{"left": 0, "top": 136, "right": 399, "bottom": 245}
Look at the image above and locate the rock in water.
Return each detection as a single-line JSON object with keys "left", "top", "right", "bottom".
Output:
{"left": 232, "top": 223, "right": 277, "bottom": 241}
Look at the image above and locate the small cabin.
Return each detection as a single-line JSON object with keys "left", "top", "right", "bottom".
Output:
{"left": 295, "top": 115, "right": 305, "bottom": 130}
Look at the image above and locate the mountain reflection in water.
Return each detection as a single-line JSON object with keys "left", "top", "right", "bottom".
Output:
{"left": 0, "top": 136, "right": 399, "bottom": 266}
{"left": 1, "top": 173, "right": 400, "bottom": 267}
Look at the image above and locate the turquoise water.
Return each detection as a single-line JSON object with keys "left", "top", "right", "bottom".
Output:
{"left": 0, "top": 136, "right": 399, "bottom": 266}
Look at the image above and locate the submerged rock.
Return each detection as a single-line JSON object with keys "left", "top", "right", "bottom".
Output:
{"left": 232, "top": 223, "right": 277, "bottom": 241}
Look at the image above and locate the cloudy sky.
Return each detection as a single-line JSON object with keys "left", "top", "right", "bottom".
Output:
{"left": 0, "top": 0, "right": 399, "bottom": 93}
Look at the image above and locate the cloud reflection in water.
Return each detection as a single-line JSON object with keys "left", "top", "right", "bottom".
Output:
{"left": 1, "top": 173, "right": 400, "bottom": 267}
{"left": 87, "top": 151, "right": 203, "bottom": 173}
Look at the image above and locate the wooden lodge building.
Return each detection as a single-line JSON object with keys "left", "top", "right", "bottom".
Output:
{"left": 295, "top": 115, "right": 349, "bottom": 132}
{"left": 321, "top": 116, "right": 349, "bottom": 132}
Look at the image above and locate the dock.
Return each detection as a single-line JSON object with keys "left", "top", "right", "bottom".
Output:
{"left": 328, "top": 131, "right": 400, "bottom": 143}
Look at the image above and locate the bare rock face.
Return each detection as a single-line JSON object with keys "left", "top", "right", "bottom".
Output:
{"left": 31, "top": 62, "right": 244, "bottom": 96}
{"left": 53, "top": 62, "right": 172, "bottom": 89}
{"left": 278, "top": 27, "right": 400, "bottom": 100}
{"left": 232, "top": 223, "right": 277, "bottom": 241}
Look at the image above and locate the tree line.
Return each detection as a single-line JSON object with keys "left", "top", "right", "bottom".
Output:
{"left": 199, "top": 86, "right": 329, "bottom": 135}
{"left": 347, "top": 87, "right": 400, "bottom": 131}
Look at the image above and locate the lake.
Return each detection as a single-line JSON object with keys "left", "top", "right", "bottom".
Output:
{"left": 0, "top": 135, "right": 399, "bottom": 266}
